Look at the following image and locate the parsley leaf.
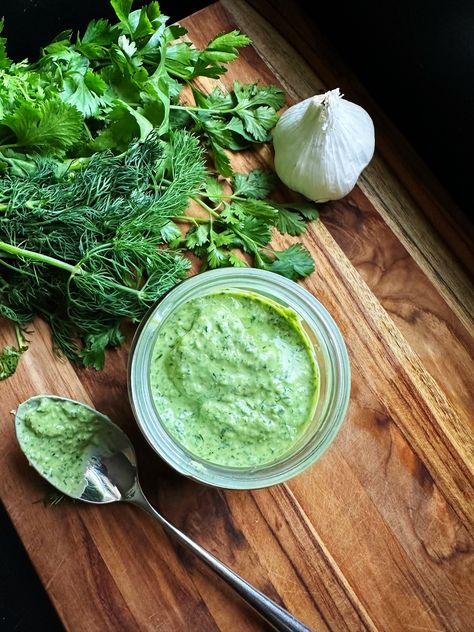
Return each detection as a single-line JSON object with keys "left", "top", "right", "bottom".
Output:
{"left": 61, "top": 69, "right": 109, "bottom": 117}
{"left": 160, "top": 221, "right": 182, "bottom": 243}
{"left": 111, "top": 0, "right": 134, "bottom": 32}
{"left": 0, "top": 325, "right": 28, "bottom": 381}
{"left": 79, "top": 326, "right": 125, "bottom": 370}
{"left": 233, "top": 170, "right": 277, "bottom": 199}
{"left": 275, "top": 209, "right": 307, "bottom": 236}
{"left": 82, "top": 18, "right": 115, "bottom": 45}
{"left": 0, "top": 346, "right": 24, "bottom": 380}
{"left": 0, "top": 18, "right": 11, "bottom": 70}
{"left": 0, "top": 1, "right": 317, "bottom": 381}
{"left": 185, "top": 224, "right": 209, "bottom": 249}
{"left": 3, "top": 98, "right": 82, "bottom": 151}
{"left": 259, "top": 244, "right": 315, "bottom": 280}
{"left": 191, "top": 30, "right": 251, "bottom": 78}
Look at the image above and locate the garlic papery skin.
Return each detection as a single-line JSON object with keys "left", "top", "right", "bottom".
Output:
{"left": 273, "top": 89, "right": 375, "bottom": 202}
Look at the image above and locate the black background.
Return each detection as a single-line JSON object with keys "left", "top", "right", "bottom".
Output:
{"left": 1, "top": 0, "right": 473, "bottom": 214}
{"left": 1, "top": 1, "right": 473, "bottom": 630}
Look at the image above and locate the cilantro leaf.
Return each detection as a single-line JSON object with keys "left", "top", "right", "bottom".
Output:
{"left": 160, "top": 221, "right": 181, "bottom": 243}
{"left": 279, "top": 202, "right": 319, "bottom": 220}
{"left": 203, "top": 87, "right": 234, "bottom": 111}
{"left": 237, "top": 216, "right": 272, "bottom": 248}
{"left": 234, "top": 81, "right": 285, "bottom": 109}
{"left": 232, "top": 199, "right": 278, "bottom": 221}
{"left": 273, "top": 201, "right": 319, "bottom": 235}
{"left": 203, "top": 177, "right": 224, "bottom": 202}
{"left": 185, "top": 224, "right": 209, "bottom": 249}
{"left": 111, "top": 0, "right": 134, "bottom": 31}
{"left": 228, "top": 252, "right": 248, "bottom": 268}
{"left": 209, "top": 139, "right": 233, "bottom": 177}
{"left": 61, "top": 69, "right": 108, "bottom": 117}
{"left": 81, "top": 18, "right": 115, "bottom": 45}
{"left": 260, "top": 244, "right": 315, "bottom": 280}
{"left": 79, "top": 326, "right": 125, "bottom": 370}
{"left": 275, "top": 209, "right": 307, "bottom": 236}
{"left": 238, "top": 105, "right": 278, "bottom": 142}
{"left": 207, "top": 243, "right": 228, "bottom": 268}
{"left": 213, "top": 230, "right": 237, "bottom": 247}
{"left": 233, "top": 170, "right": 277, "bottom": 199}
{"left": 3, "top": 98, "right": 83, "bottom": 152}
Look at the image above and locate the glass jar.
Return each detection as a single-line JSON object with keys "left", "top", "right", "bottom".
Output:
{"left": 128, "top": 268, "right": 350, "bottom": 489}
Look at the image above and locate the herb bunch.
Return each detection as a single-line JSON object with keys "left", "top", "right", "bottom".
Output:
{"left": 0, "top": 0, "right": 318, "bottom": 377}
{"left": 0, "top": 0, "right": 281, "bottom": 169}
{"left": 0, "top": 131, "right": 204, "bottom": 369}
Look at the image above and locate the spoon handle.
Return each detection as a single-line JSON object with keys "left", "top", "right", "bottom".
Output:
{"left": 130, "top": 489, "right": 313, "bottom": 632}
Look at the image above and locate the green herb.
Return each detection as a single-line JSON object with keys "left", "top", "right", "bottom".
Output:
{"left": 0, "top": 324, "right": 29, "bottom": 380}
{"left": 0, "top": 1, "right": 274, "bottom": 166}
{"left": 0, "top": 0, "right": 319, "bottom": 376}
{"left": 182, "top": 171, "right": 316, "bottom": 274}
{"left": 0, "top": 131, "right": 204, "bottom": 368}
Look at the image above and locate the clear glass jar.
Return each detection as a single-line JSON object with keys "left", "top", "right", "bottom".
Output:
{"left": 128, "top": 268, "right": 350, "bottom": 489}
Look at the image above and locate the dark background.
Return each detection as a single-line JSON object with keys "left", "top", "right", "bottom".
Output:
{"left": 1, "top": 0, "right": 473, "bottom": 630}
{"left": 1, "top": 0, "right": 473, "bottom": 214}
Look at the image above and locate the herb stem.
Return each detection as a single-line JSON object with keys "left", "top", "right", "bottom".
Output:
{"left": 0, "top": 241, "right": 81, "bottom": 275}
{"left": 14, "top": 324, "right": 26, "bottom": 350}
{"left": 0, "top": 143, "right": 20, "bottom": 151}
{"left": 173, "top": 215, "right": 208, "bottom": 224}
{"left": 82, "top": 122, "right": 93, "bottom": 142}
{"left": 170, "top": 104, "right": 235, "bottom": 115}
{"left": 190, "top": 195, "right": 220, "bottom": 218}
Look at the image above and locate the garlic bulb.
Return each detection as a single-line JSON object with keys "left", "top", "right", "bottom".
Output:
{"left": 273, "top": 88, "right": 375, "bottom": 202}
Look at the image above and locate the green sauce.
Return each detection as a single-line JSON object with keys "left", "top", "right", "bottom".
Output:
{"left": 150, "top": 291, "right": 319, "bottom": 467}
{"left": 16, "top": 398, "right": 101, "bottom": 495}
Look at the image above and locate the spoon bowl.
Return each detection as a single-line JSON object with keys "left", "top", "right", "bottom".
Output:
{"left": 15, "top": 395, "right": 312, "bottom": 632}
{"left": 16, "top": 395, "right": 138, "bottom": 504}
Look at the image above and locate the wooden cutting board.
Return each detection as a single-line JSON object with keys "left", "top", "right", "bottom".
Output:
{"left": 1, "top": 2, "right": 473, "bottom": 630}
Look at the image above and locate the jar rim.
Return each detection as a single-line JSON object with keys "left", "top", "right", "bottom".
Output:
{"left": 128, "top": 268, "right": 350, "bottom": 489}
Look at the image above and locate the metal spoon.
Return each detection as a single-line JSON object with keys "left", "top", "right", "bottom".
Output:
{"left": 15, "top": 395, "right": 312, "bottom": 632}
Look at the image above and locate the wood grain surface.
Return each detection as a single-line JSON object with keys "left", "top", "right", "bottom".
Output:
{"left": 1, "top": 3, "right": 473, "bottom": 631}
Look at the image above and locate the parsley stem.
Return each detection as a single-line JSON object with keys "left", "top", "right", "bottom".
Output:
{"left": 82, "top": 122, "right": 93, "bottom": 142}
{"left": 174, "top": 215, "right": 208, "bottom": 224}
{"left": 190, "top": 195, "right": 220, "bottom": 218}
{"left": 170, "top": 104, "right": 234, "bottom": 115}
{"left": 0, "top": 143, "right": 20, "bottom": 150}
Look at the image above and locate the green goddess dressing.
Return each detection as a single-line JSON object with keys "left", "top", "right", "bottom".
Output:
{"left": 150, "top": 291, "right": 319, "bottom": 467}
{"left": 16, "top": 398, "right": 102, "bottom": 495}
